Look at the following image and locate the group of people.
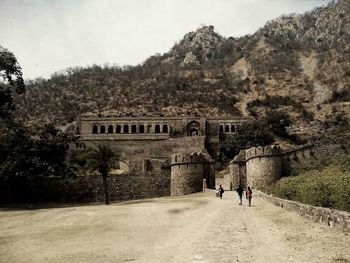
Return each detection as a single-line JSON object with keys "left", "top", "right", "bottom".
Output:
{"left": 217, "top": 184, "right": 253, "bottom": 206}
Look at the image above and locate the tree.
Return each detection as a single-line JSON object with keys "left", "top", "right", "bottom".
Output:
{"left": 0, "top": 46, "right": 25, "bottom": 120}
{"left": 0, "top": 121, "right": 39, "bottom": 177}
{"left": 0, "top": 47, "right": 79, "bottom": 180}
{"left": 85, "top": 144, "right": 117, "bottom": 205}
{"left": 265, "top": 110, "right": 291, "bottom": 137}
{"left": 0, "top": 122, "right": 78, "bottom": 177}
{"left": 220, "top": 120, "right": 275, "bottom": 163}
{"left": 35, "top": 124, "right": 78, "bottom": 176}
{"left": 219, "top": 111, "right": 293, "bottom": 163}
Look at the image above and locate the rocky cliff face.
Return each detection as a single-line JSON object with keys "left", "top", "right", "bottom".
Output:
{"left": 15, "top": 0, "right": 350, "bottom": 138}
{"left": 172, "top": 25, "right": 225, "bottom": 66}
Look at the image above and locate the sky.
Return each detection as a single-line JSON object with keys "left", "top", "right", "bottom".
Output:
{"left": 0, "top": 0, "right": 332, "bottom": 80}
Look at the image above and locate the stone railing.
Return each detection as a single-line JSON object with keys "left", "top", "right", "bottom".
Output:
{"left": 256, "top": 190, "right": 350, "bottom": 231}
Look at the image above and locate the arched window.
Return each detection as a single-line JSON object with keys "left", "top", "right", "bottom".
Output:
{"left": 100, "top": 125, "right": 106, "bottom": 134}
{"left": 231, "top": 125, "right": 235, "bottom": 133}
{"left": 147, "top": 125, "right": 152, "bottom": 133}
{"left": 225, "top": 125, "right": 229, "bottom": 133}
{"left": 155, "top": 124, "right": 160, "bottom": 133}
{"left": 139, "top": 125, "right": 145, "bottom": 133}
{"left": 219, "top": 125, "right": 223, "bottom": 133}
{"left": 131, "top": 125, "right": 137, "bottom": 133}
{"left": 163, "top": 124, "right": 168, "bottom": 133}
{"left": 124, "top": 124, "right": 129, "bottom": 133}
{"left": 92, "top": 125, "right": 98, "bottom": 134}
{"left": 108, "top": 125, "right": 113, "bottom": 133}
{"left": 187, "top": 121, "right": 200, "bottom": 136}
{"left": 116, "top": 125, "right": 121, "bottom": 133}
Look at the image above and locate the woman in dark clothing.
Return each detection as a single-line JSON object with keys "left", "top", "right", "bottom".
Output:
{"left": 246, "top": 186, "right": 253, "bottom": 207}
{"left": 236, "top": 185, "right": 244, "bottom": 205}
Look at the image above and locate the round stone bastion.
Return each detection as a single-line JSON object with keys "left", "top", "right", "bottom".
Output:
{"left": 170, "top": 152, "right": 207, "bottom": 196}
{"left": 245, "top": 145, "right": 282, "bottom": 189}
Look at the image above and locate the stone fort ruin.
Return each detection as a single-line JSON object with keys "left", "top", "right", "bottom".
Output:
{"left": 77, "top": 115, "right": 347, "bottom": 200}
{"left": 1, "top": 115, "right": 347, "bottom": 203}
{"left": 227, "top": 143, "right": 329, "bottom": 191}
{"left": 77, "top": 115, "right": 251, "bottom": 196}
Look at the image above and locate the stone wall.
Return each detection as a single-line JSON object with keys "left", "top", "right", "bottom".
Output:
{"left": 81, "top": 136, "right": 206, "bottom": 173}
{"left": 170, "top": 152, "right": 214, "bottom": 196}
{"left": 282, "top": 141, "right": 350, "bottom": 176}
{"left": 79, "top": 115, "right": 250, "bottom": 137}
{"left": 0, "top": 172, "right": 170, "bottom": 204}
{"left": 71, "top": 115, "right": 253, "bottom": 199}
{"left": 246, "top": 155, "right": 281, "bottom": 189}
{"left": 281, "top": 144, "right": 313, "bottom": 177}
{"left": 256, "top": 190, "right": 350, "bottom": 231}
{"left": 244, "top": 145, "right": 282, "bottom": 189}
{"left": 229, "top": 142, "right": 347, "bottom": 190}
{"left": 227, "top": 150, "right": 247, "bottom": 190}
{"left": 230, "top": 144, "right": 315, "bottom": 190}
{"left": 78, "top": 115, "right": 251, "bottom": 168}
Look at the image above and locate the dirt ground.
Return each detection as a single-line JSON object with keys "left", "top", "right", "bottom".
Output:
{"left": 0, "top": 191, "right": 349, "bottom": 263}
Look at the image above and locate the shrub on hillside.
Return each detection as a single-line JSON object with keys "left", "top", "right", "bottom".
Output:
{"left": 247, "top": 95, "right": 314, "bottom": 120}
{"left": 272, "top": 154, "right": 350, "bottom": 211}
{"left": 265, "top": 110, "right": 291, "bottom": 137}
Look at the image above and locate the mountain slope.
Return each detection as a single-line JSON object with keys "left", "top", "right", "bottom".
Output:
{"left": 15, "top": 0, "right": 350, "bottom": 138}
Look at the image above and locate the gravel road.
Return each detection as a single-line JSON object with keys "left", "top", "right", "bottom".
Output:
{"left": 0, "top": 192, "right": 349, "bottom": 263}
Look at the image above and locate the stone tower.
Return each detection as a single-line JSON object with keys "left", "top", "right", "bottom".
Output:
{"left": 170, "top": 152, "right": 214, "bottom": 196}
{"left": 245, "top": 145, "right": 282, "bottom": 189}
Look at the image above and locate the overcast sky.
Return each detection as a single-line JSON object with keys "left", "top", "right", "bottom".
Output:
{"left": 0, "top": 0, "right": 331, "bottom": 80}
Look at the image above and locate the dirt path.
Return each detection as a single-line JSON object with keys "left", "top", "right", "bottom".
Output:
{"left": 0, "top": 192, "right": 349, "bottom": 263}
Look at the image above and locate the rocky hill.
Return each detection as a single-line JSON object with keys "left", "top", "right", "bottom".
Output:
{"left": 15, "top": 0, "right": 350, "bottom": 138}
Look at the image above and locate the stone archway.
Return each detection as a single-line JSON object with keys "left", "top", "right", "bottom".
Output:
{"left": 187, "top": 121, "right": 200, "bottom": 136}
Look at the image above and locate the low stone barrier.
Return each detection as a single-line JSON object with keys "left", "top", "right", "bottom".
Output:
{"left": 256, "top": 190, "right": 350, "bottom": 231}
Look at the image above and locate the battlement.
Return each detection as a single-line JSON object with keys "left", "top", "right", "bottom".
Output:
{"left": 229, "top": 144, "right": 316, "bottom": 190}
{"left": 245, "top": 144, "right": 282, "bottom": 160}
{"left": 170, "top": 151, "right": 215, "bottom": 196}
{"left": 171, "top": 152, "right": 206, "bottom": 166}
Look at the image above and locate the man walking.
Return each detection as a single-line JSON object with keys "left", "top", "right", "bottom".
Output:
{"left": 218, "top": 185, "right": 224, "bottom": 199}
{"left": 236, "top": 185, "right": 244, "bottom": 205}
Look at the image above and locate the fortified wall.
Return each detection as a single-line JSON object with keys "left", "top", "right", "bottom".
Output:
{"left": 170, "top": 152, "right": 215, "bottom": 196}
{"left": 228, "top": 140, "right": 349, "bottom": 190}
{"left": 78, "top": 115, "right": 250, "bottom": 174}
{"left": 245, "top": 145, "right": 282, "bottom": 188}
{"left": 230, "top": 145, "right": 282, "bottom": 190}
{"left": 76, "top": 115, "right": 250, "bottom": 197}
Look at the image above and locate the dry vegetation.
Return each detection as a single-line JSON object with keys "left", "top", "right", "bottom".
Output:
{"left": 272, "top": 153, "right": 350, "bottom": 211}
{"left": 14, "top": 0, "right": 350, "bottom": 139}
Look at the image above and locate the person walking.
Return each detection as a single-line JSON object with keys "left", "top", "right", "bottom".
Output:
{"left": 246, "top": 186, "right": 253, "bottom": 206}
{"left": 218, "top": 185, "right": 224, "bottom": 199}
{"left": 236, "top": 185, "right": 244, "bottom": 205}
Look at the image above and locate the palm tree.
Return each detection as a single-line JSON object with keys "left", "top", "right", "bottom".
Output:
{"left": 85, "top": 144, "right": 116, "bottom": 205}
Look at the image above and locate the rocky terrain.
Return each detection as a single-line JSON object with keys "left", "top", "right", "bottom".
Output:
{"left": 15, "top": 0, "right": 350, "bottom": 138}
